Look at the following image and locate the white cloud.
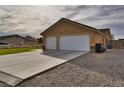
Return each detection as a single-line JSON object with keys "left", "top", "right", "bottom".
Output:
{"left": 0, "top": 5, "right": 124, "bottom": 39}
{"left": 0, "top": 6, "right": 74, "bottom": 37}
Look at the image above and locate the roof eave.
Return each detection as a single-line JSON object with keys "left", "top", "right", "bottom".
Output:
{"left": 40, "top": 18, "right": 106, "bottom": 37}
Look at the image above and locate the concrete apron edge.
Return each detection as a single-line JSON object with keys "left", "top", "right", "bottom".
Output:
{"left": 0, "top": 71, "right": 23, "bottom": 86}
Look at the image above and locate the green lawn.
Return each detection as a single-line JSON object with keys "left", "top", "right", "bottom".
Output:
{"left": 0, "top": 47, "right": 41, "bottom": 55}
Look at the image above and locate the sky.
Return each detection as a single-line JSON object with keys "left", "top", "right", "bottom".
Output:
{"left": 0, "top": 5, "right": 124, "bottom": 39}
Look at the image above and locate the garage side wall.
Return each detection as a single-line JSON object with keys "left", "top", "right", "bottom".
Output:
{"left": 42, "top": 20, "right": 106, "bottom": 49}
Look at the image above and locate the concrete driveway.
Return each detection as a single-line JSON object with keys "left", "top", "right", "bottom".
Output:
{"left": 0, "top": 49, "right": 87, "bottom": 86}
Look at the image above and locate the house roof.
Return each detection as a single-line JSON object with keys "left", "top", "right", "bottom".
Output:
{"left": 0, "top": 42, "right": 8, "bottom": 45}
{"left": 0, "top": 35, "right": 22, "bottom": 40}
{"left": 99, "top": 28, "right": 111, "bottom": 35}
{"left": 0, "top": 34, "right": 37, "bottom": 42}
{"left": 40, "top": 18, "right": 106, "bottom": 36}
{"left": 98, "top": 28, "right": 112, "bottom": 39}
{"left": 118, "top": 39, "right": 124, "bottom": 41}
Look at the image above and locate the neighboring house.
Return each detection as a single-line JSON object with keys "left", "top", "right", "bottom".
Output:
{"left": 99, "top": 28, "right": 112, "bottom": 45}
{"left": 0, "top": 35, "right": 38, "bottom": 47}
{"left": 111, "top": 39, "right": 124, "bottom": 49}
{"left": 40, "top": 18, "right": 112, "bottom": 51}
{"left": 0, "top": 42, "right": 10, "bottom": 48}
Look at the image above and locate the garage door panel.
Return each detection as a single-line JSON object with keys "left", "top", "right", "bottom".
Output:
{"left": 59, "top": 35, "right": 90, "bottom": 51}
{"left": 46, "top": 37, "right": 56, "bottom": 49}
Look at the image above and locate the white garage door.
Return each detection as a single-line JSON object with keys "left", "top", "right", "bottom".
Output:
{"left": 46, "top": 37, "right": 56, "bottom": 49}
{"left": 59, "top": 35, "right": 90, "bottom": 51}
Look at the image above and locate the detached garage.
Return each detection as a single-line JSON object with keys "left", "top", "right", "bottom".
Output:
{"left": 41, "top": 18, "right": 107, "bottom": 51}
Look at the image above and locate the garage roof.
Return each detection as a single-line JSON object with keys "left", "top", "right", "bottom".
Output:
{"left": 41, "top": 18, "right": 106, "bottom": 36}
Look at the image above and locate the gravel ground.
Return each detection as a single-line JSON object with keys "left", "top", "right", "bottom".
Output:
{"left": 1, "top": 49, "right": 124, "bottom": 87}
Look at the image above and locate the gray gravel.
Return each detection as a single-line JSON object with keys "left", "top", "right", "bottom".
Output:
{"left": 1, "top": 49, "right": 124, "bottom": 87}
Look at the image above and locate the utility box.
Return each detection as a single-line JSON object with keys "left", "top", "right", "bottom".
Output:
{"left": 95, "top": 43, "right": 102, "bottom": 53}
{"left": 107, "top": 43, "right": 113, "bottom": 49}
{"left": 95, "top": 43, "right": 106, "bottom": 53}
